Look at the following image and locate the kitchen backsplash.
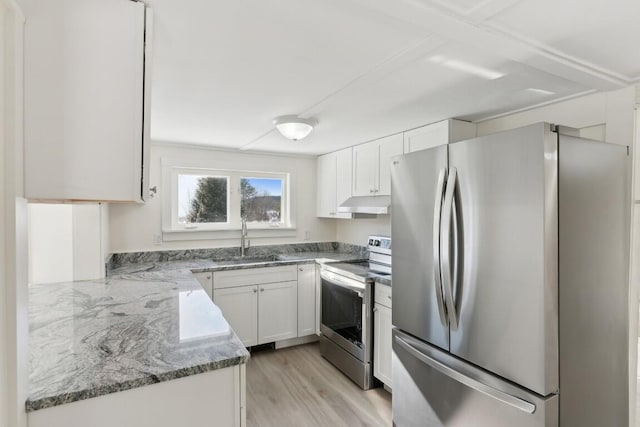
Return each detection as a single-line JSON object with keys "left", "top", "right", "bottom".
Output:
{"left": 106, "top": 241, "right": 368, "bottom": 271}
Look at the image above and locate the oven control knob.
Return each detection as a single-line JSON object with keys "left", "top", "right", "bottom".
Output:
{"left": 374, "top": 240, "right": 380, "bottom": 246}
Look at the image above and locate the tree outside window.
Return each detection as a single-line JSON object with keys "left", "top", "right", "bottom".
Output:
{"left": 177, "top": 172, "right": 284, "bottom": 227}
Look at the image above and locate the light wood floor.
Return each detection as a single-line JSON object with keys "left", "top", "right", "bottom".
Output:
{"left": 246, "top": 342, "right": 392, "bottom": 427}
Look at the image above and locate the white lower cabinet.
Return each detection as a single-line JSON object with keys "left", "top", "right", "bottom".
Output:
{"left": 258, "top": 281, "right": 298, "bottom": 344}
{"left": 28, "top": 364, "right": 246, "bottom": 427}
{"left": 212, "top": 264, "right": 311, "bottom": 347}
{"left": 374, "top": 283, "right": 393, "bottom": 389}
{"left": 192, "top": 272, "right": 213, "bottom": 299}
{"left": 297, "top": 264, "right": 316, "bottom": 337}
{"left": 315, "top": 264, "right": 322, "bottom": 335}
{"left": 214, "top": 285, "right": 259, "bottom": 347}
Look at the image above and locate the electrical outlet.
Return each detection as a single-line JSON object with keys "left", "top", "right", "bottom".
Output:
{"left": 153, "top": 234, "right": 163, "bottom": 245}
{"left": 304, "top": 230, "right": 311, "bottom": 240}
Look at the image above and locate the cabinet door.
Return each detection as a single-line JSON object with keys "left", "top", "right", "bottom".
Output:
{"left": 377, "top": 134, "right": 404, "bottom": 195}
{"left": 352, "top": 142, "right": 378, "bottom": 196}
{"left": 24, "top": 0, "right": 147, "bottom": 202}
{"left": 258, "top": 281, "right": 298, "bottom": 344}
{"left": 316, "top": 153, "right": 337, "bottom": 218}
{"left": 315, "top": 265, "right": 322, "bottom": 335}
{"left": 373, "top": 303, "right": 393, "bottom": 388}
{"left": 335, "top": 148, "right": 353, "bottom": 219}
{"left": 403, "top": 121, "right": 449, "bottom": 153}
{"left": 214, "top": 286, "right": 258, "bottom": 347}
{"left": 297, "top": 264, "right": 316, "bottom": 337}
{"left": 403, "top": 119, "right": 476, "bottom": 154}
{"left": 192, "top": 272, "right": 213, "bottom": 300}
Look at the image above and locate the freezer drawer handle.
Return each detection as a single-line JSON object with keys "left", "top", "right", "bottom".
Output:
{"left": 395, "top": 335, "right": 537, "bottom": 415}
{"left": 433, "top": 167, "right": 448, "bottom": 326}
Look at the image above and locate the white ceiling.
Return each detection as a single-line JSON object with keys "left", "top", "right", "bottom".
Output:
{"left": 147, "top": 0, "right": 640, "bottom": 155}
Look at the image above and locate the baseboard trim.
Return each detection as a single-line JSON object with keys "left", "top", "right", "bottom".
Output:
{"left": 275, "top": 334, "right": 319, "bottom": 349}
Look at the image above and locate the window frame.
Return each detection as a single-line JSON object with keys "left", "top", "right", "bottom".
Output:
{"left": 173, "top": 168, "right": 232, "bottom": 230}
{"left": 163, "top": 163, "right": 292, "bottom": 236}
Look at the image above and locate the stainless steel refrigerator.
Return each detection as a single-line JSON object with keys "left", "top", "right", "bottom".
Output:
{"left": 390, "top": 123, "right": 630, "bottom": 427}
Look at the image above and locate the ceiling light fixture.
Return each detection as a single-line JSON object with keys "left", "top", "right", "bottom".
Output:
{"left": 428, "top": 55, "right": 504, "bottom": 80}
{"left": 273, "top": 115, "right": 317, "bottom": 141}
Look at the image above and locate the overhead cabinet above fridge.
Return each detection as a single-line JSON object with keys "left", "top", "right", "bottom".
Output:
{"left": 23, "top": 0, "right": 151, "bottom": 202}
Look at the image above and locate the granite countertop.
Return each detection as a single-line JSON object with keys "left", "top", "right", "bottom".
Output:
{"left": 27, "top": 269, "right": 249, "bottom": 412}
{"left": 108, "top": 251, "right": 365, "bottom": 276}
{"left": 374, "top": 275, "right": 392, "bottom": 287}
{"left": 28, "top": 248, "right": 364, "bottom": 412}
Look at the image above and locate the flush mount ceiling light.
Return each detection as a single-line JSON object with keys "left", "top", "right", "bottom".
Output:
{"left": 273, "top": 115, "right": 317, "bottom": 141}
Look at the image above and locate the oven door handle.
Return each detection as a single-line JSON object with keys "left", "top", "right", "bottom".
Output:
{"left": 320, "top": 270, "right": 366, "bottom": 296}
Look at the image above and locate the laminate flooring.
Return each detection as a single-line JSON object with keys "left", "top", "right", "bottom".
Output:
{"left": 246, "top": 342, "right": 392, "bottom": 427}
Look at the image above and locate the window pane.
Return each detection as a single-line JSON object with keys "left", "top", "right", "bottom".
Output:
{"left": 178, "top": 175, "right": 228, "bottom": 224}
{"left": 241, "top": 177, "right": 282, "bottom": 223}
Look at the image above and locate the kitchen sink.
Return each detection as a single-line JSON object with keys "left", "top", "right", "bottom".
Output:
{"left": 214, "top": 255, "right": 282, "bottom": 265}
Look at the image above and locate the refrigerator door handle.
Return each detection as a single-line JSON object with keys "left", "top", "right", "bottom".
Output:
{"left": 433, "top": 167, "right": 448, "bottom": 326}
{"left": 395, "top": 335, "right": 537, "bottom": 415}
{"left": 441, "top": 167, "right": 459, "bottom": 330}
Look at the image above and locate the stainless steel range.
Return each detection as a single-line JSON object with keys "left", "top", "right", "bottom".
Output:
{"left": 319, "top": 235, "right": 391, "bottom": 390}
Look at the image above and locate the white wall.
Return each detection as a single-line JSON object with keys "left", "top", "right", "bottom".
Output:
{"left": 335, "top": 216, "right": 390, "bottom": 246}
{"left": 109, "top": 143, "right": 337, "bottom": 252}
{"left": 0, "top": 5, "right": 8, "bottom": 425}
{"left": 1, "top": 1, "right": 28, "bottom": 426}
{"left": 27, "top": 203, "right": 108, "bottom": 284}
{"left": 27, "top": 204, "right": 73, "bottom": 284}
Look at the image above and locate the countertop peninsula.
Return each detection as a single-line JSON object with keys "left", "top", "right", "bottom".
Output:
{"left": 27, "top": 246, "right": 365, "bottom": 412}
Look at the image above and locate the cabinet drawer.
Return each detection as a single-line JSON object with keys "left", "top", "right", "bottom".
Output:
{"left": 214, "top": 265, "right": 297, "bottom": 289}
{"left": 375, "top": 283, "right": 392, "bottom": 308}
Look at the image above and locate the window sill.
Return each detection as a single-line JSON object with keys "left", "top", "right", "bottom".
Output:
{"left": 161, "top": 227, "right": 297, "bottom": 242}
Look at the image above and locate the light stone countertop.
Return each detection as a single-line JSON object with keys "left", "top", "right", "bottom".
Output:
{"left": 27, "top": 250, "right": 364, "bottom": 412}
{"left": 374, "top": 275, "right": 392, "bottom": 287}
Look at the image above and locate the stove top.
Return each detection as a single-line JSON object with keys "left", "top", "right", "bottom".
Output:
{"left": 321, "top": 235, "right": 392, "bottom": 283}
{"left": 322, "top": 260, "right": 391, "bottom": 283}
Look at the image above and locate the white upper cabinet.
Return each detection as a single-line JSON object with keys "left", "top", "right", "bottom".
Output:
{"left": 403, "top": 119, "right": 476, "bottom": 153}
{"left": 353, "top": 133, "right": 403, "bottom": 197}
{"left": 378, "top": 134, "right": 404, "bottom": 195}
{"left": 316, "top": 148, "right": 352, "bottom": 218}
{"left": 24, "top": 0, "right": 151, "bottom": 202}
{"left": 335, "top": 148, "right": 353, "bottom": 210}
{"left": 317, "top": 153, "right": 336, "bottom": 217}
{"left": 353, "top": 142, "right": 379, "bottom": 196}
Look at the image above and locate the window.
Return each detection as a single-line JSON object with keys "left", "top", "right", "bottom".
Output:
{"left": 179, "top": 174, "right": 229, "bottom": 225}
{"left": 241, "top": 177, "right": 283, "bottom": 224}
{"left": 166, "top": 167, "right": 290, "bottom": 232}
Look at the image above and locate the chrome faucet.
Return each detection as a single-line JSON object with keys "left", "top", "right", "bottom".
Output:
{"left": 241, "top": 217, "right": 250, "bottom": 257}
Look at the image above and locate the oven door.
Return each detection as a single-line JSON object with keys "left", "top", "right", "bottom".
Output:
{"left": 320, "top": 269, "right": 371, "bottom": 363}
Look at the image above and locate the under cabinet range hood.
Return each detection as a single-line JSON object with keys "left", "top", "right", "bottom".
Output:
{"left": 338, "top": 195, "right": 390, "bottom": 215}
